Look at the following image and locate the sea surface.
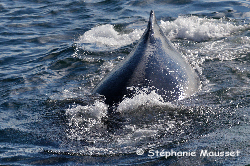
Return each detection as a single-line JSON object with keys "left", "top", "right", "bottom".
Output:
{"left": 1, "top": 0, "right": 250, "bottom": 165}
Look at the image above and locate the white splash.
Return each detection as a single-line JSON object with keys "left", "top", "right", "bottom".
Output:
{"left": 160, "top": 16, "right": 246, "bottom": 41}
{"left": 117, "top": 88, "right": 174, "bottom": 112}
{"left": 76, "top": 24, "right": 144, "bottom": 51}
{"left": 65, "top": 101, "right": 108, "bottom": 140}
{"left": 75, "top": 16, "right": 247, "bottom": 51}
{"left": 65, "top": 100, "right": 107, "bottom": 120}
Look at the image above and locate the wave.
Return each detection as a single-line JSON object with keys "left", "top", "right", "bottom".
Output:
{"left": 76, "top": 24, "right": 144, "bottom": 51}
{"left": 160, "top": 16, "right": 246, "bottom": 41}
{"left": 75, "top": 16, "right": 248, "bottom": 51}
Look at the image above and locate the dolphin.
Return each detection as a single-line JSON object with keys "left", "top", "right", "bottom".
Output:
{"left": 93, "top": 10, "right": 200, "bottom": 107}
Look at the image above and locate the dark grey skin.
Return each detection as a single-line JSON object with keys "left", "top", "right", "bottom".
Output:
{"left": 93, "top": 10, "right": 200, "bottom": 107}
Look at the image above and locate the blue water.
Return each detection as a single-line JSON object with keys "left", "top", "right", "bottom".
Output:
{"left": 1, "top": 0, "right": 250, "bottom": 165}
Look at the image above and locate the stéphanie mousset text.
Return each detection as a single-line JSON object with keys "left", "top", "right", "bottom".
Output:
{"left": 147, "top": 149, "right": 240, "bottom": 158}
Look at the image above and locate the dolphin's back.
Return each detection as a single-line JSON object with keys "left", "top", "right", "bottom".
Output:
{"left": 93, "top": 10, "right": 200, "bottom": 106}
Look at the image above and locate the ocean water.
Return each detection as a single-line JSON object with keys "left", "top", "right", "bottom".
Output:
{"left": 1, "top": 0, "right": 250, "bottom": 165}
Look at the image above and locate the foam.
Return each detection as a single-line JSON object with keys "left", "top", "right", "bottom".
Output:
{"left": 185, "top": 35, "right": 250, "bottom": 64}
{"left": 76, "top": 24, "right": 144, "bottom": 51}
{"left": 76, "top": 16, "right": 247, "bottom": 51}
{"left": 65, "top": 101, "right": 107, "bottom": 140}
{"left": 117, "top": 88, "right": 174, "bottom": 112}
{"left": 61, "top": 88, "right": 202, "bottom": 155}
{"left": 65, "top": 100, "right": 107, "bottom": 120}
{"left": 160, "top": 16, "right": 246, "bottom": 42}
